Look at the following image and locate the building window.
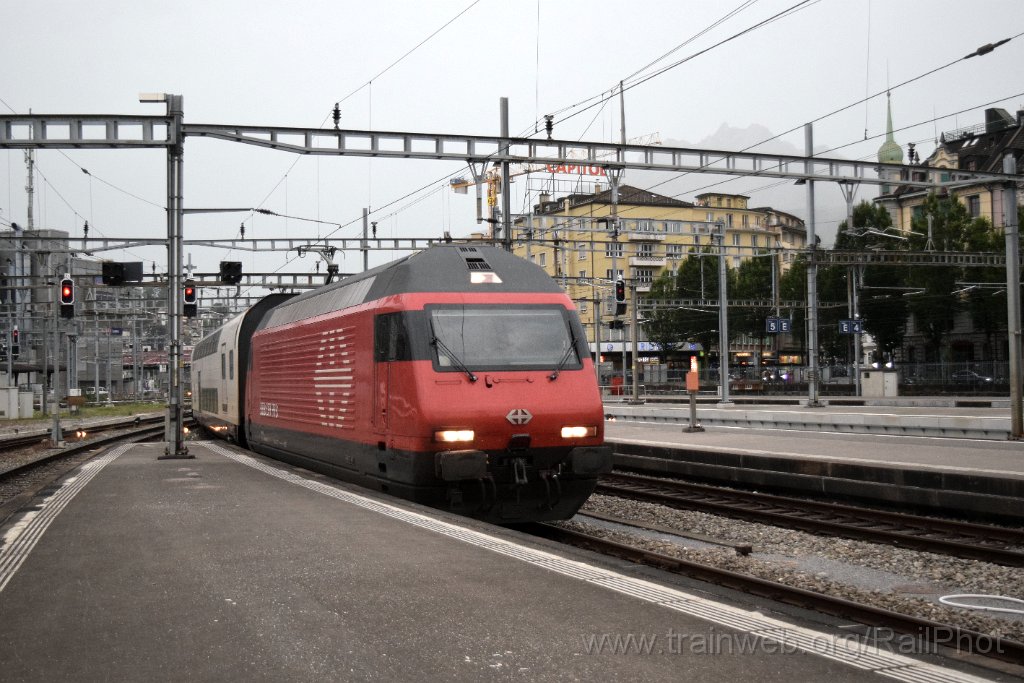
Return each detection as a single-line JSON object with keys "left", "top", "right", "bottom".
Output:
{"left": 539, "top": 253, "right": 547, "bottom": 267}
{"left": 693, "top": 234, "right": 701, "bottom": 248}
{"left": 742, "top": 214, "right": 749, "bottom": 228}
{"left": 751, "top": 234, "right": 759, "bottom": 248}
{"left": 635, "top": 268, "right": 653, "bottom": 285}
{"left": 638, "top": 243, "right": 654, "bottom": 258}
{"left": 706, "top": 212, "right": 714, "bottom": 223}
{"left": 732, "top": 233, "right": 741, "bottom": 247}
{"left": 606, "top": 242, "right": 623, "bottom": 258}
{"left": 636, "top": 219, "right": 653, "bottom": 232}
{"left": 578, "top": 299, "right": 588, "bottom": 313}
{"left": 966, "top": 195, "right": 981, "bottom": 218}
{"left": 578, "top": 242, "right": 586, "bottom": 260}
{"left": 665, "top": 221, "right": 682, "bottom": 233}
{"left": 667, "top": 244, "right": 683, "bottom": 259}
{"left": 606, "top": 268, "right": 623, "bottom": 281}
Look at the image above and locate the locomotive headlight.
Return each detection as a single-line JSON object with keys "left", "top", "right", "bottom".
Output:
{"left": 435, "top": 429, "right": 475, "bottom": 443}
{"left": 561, "top": 425, "right": 597, "bottom": 439}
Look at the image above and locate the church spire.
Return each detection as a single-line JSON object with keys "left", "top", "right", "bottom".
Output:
{"left": 877, "top": 91, "right": 904, "bottom": 164}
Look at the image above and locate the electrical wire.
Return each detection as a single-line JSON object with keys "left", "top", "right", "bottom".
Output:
{"left": 243, "top": 0, "right": 485, "bottom": 252}
{"left": 331, "top": 0, "right": 484, "bottom": 111}
{"left": 620, "top": 0, "right": 762, "bottom": 84}
{"left": 527, "top": 0, "right": 819, "bottom": 135}
{"left": 586, "top": 86, "right": 1024, "bottom": 231}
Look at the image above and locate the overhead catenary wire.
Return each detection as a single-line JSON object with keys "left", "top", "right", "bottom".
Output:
{"left": 517, "top": 14, "right": 1021, "bottom": 227}
{"left": 524, "top": 0, "right": 820, "bottom": 137}
{"left": 330, "top": 0, "right": 483, "bottom": 112}
{"left": 239, "top": 0, "right": 486, "bottom": 259}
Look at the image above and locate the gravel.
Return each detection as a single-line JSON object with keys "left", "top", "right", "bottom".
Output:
{"left": 558, "top": 492, "right": 1024, "bottom": 643}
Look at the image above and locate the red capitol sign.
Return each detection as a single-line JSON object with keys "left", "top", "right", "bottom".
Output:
{"left": 545, "top": 164, "right": 608, "bottom": 176}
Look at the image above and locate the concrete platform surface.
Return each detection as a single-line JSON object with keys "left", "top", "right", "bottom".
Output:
{"left": 605, "top": 420, "right": 1024, "bottom": 480}
{"left": 605, "top": 420, "right": 1024, "bottom": 522}
{"left": 604, "top": 400, "right": 1019, "bottom": 439}
{"left": 0, "top": 441, "right": 1001, "bottom": 682}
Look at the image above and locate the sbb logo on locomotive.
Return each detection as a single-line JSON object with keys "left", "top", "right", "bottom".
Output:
{"left": 259, "top": 402, "right": 279, "bottom": 418}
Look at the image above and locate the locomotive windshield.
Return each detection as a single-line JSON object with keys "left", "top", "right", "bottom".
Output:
{"left": 428, "top": 304, "right": 583, "bottom": 373}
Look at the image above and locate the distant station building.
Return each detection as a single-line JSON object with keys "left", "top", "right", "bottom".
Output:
{"left": 876, "top": 103, "right": 1024, "bottom": 231}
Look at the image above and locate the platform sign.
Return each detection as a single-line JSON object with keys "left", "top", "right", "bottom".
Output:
{"left": 766, "top": 317, "right": 792, "bottom": 333}
{"left": 839, "top": 319, "right": 863, "bottom": 334}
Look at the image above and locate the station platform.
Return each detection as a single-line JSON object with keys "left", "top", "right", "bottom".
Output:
{"left": 605, "top": 414, "right": 1024, "bottom": 523}
{"left": 0, "top": 440, "right": 1003, "bottom": 681}
{"left": 604, "top": 398, "right": 1016, "bottom": 439}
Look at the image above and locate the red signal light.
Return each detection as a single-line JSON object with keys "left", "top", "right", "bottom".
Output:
{"left": 59, "top": 278, "right": 75, "bottom": 317}
{"left": 183, "top": 280, "right": 198, "bottom": 318}
{"left": 60, "top": 278, "right": 75, "bottom": 305}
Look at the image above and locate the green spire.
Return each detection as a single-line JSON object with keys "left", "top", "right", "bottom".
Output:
{"left": 877, "top": 92, "right": 904, "bottom": 164}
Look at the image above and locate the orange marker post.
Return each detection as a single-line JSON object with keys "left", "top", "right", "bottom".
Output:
{"left": 684, "top": 356, "right": 704, "bottom": 432}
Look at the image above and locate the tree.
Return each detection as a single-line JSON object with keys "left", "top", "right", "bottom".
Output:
{"left": 642, "top": 271, "right": 682, "bottom": 357}
{"left": 905, "top": 193, "right": 975, "bottom": 361}
{"left": 639, "top": 248, "right": 727, "bottom": 362}
{"left": 835, "top": 201, "right": 909, "bottom": 362}
{"left": 962, "top": 213, "right": 1003, "bottom": 361}
{"left": 674, "top": 249, "right": 728, "bottom": 358}
{"left": 731, "top": 251, "right": 775, "bottom": 364}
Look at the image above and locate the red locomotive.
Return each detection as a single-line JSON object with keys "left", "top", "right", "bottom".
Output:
{"left": 193, "top": 244, "right": 611, "bottom": 523}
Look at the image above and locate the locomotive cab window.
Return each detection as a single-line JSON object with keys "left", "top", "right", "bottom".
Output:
{"left": 427, "top": 304, "right": 583, "bottom": 373}
{"left": 374, "top": 312, "right": 412, "bottom": 362}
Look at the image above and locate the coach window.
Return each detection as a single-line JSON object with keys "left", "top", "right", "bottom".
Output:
{"left": 221, "top": 353, "right": 226, "bottom": 380}
{"left": 229, "top": 350, "right": 234, "bottom": 380}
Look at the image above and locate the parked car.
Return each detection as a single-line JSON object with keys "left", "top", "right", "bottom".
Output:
{"left": 950, "top": 370, "right": 993, "bottom": 385}
{"left": 84, "top": 386, "right": 110, "bottom": 400}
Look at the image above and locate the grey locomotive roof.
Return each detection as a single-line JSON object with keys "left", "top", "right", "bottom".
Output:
{"left": 259, "top": 244, "right": 564, "bottom": 330}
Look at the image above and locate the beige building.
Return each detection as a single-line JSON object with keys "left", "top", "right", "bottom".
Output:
{"left": 876, "top": 106, "right": 1023, "bottom": 231}
{"left": 511, "top": 184, "right": 806, "bottom": 369}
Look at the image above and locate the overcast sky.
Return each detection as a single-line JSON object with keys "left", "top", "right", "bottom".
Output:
{"left": 2, "top": 0, "right": 1022, "bottom": 284}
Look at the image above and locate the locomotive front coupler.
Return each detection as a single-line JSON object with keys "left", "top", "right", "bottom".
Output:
{"left": 538, "top": 470, "right": 562, "bottom": 510}
{"left": 512, "top": 457, "right": 528, "bottom": 486}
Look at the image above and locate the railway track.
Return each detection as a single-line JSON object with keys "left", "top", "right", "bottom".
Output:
{"left": 0, "top": 416, "right": 169, "bottom": 524}
{"left": 0, "top": 415, "right": 165, "bottom": 480}
{"left": 528, "top": 522, "right": 1024, "bottom": 667}
{"left": 596, "top": 472, "right": 1024, "bottom": 567}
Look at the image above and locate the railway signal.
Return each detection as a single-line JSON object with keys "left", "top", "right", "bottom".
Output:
{"left": 183, "top": 280, "right": 198, "bottom": 318}
{"left": 219, "top": 261, "right": 243, "bottom": 284}
{"left": 59, "top": 277, "right": 75, "bottom": 318}
{"left": 11, "top": 327, "right": 18, "bottom": 358}
{"left": 614, "top": 278, "right": 626, "bottom": 316}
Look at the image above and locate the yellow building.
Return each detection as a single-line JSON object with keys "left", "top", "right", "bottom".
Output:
{"left": 511, "top": 184, "right": 806, "bottom": 368}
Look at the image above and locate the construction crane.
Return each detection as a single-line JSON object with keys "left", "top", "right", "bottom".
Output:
{"left": 449, "top": 133, "right": 661, "bottom": 224}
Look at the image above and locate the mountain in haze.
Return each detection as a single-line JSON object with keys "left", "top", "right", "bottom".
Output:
{"left": 643, "top": 123, "right": 858, "bottom": 246}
